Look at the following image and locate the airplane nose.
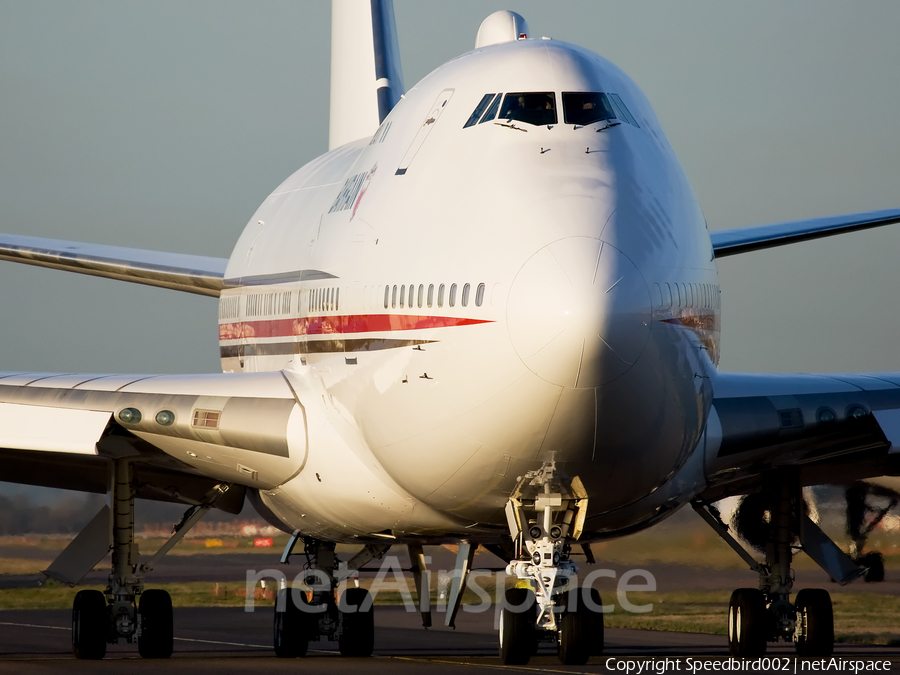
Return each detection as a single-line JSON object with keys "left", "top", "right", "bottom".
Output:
{"left": 506, "top": 237, "right": 651, "bottom": 388}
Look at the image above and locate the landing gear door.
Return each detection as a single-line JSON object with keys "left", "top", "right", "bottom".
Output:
{"left": 395, "top": 89, "right": 454, "bottom": 175}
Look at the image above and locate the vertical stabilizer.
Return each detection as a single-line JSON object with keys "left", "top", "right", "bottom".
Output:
{"left": 329, "top": 0, "right": 404, "bottom": 150}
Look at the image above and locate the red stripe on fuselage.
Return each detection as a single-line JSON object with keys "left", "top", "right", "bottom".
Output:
{"left": 219, "top": 314, "right": 493, "bottom": 341}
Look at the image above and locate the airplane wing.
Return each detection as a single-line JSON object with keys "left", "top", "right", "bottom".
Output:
{"left": 0, "top": 370, "right": 307, "bottom": 514}
{"left": 711, "top": 208, "right": 900, "bottom": 258}
{"left": 0, "top": 233, "right": 227, "bottom": 297}
{"left": 701, "top": 372, "right": 900, "bottom": 500}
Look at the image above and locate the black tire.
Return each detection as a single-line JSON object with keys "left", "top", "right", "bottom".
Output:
{"left": 859, "top": 552, "right": 885, "bottom": 583}
{"left": 795, "top": 589, "right": 834, "bottom": 658}
{"left": 587, "top": 588, "right": 605, "bottom": 656}
{"left": 274, "top": 587, "right": 311, "bottom": 658}
{"left": 72, "top": 589, "right": 108, "bottom": 660}
{"left": 499, "top": 588, "right": 536, "bottom": 666}
{"left": 138, "top": 589, "right": 173, "bottom": 659}
{"left": 339, "top": 587, "right": 375, "bottom": 657}
{"left": 727, "top": 588, "right": 768, "bottom": 657}
{"left": 558, "top": 590, "right": 590, "bottom": 665}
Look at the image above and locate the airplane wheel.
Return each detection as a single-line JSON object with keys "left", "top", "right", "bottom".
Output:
{"left": 727, "top": 588, "right": 768, "bottom": 657}
{"left": 339, "top": 588, "right": 374, "bottom": 657}
{"left": 138, "top": 589, "right": 173, "bottom": 659}
{"left": 274, "top": 588, "right": 311, "bottom": 657}
{"left": 558, "top": 591, "right": 590, "bottom": 665}
{"left": 795, "top": 589, "right": 834, "bottom": 657}
{"left": 499, "top": 588, "right": 536, "bottom": 665}
{"left": 587, "top": 588, "right": 605, "bottom": 656}
{"left": 858, "top": 552, "right": 885, "bottom": 582}
{"left": 72, "top": 589, "right": 108, "bottom": 660}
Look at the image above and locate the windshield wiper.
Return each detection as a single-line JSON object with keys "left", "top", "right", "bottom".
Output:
{"left": 494, "top": 121, "right": 528, "bottom": 132}
{"left": 595, "top": 121, "right": 621, "bottom": 133}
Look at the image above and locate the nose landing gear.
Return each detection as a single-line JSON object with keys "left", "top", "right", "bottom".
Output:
{"left": 502, "top": 456, "right": 603, "bottom": 665}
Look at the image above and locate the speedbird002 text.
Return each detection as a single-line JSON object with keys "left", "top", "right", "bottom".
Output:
{"left": 1, "top": 0, "right": 900, "bottom": 665}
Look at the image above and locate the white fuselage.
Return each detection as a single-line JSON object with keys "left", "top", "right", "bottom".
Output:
{"left": 219, "top": 38, "right": 721, "bottom": 541}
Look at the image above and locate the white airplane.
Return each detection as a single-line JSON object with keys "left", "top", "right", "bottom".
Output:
{"left": 1, "top": 0, "right": 900, "bottom": 665}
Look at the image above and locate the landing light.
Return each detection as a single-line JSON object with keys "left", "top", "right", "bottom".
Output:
{"left": 118, "top": 408, "right": 141, "bottom": 424}
{"left": 156, "top": 410, "right": 175, "bottom": 426}
{"left": 529, "top": 526, "right": 542, "bottom": 539}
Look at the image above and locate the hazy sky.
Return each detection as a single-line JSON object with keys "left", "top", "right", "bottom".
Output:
{"left": 2, "top": 0, "right": 899, "bottom": 382}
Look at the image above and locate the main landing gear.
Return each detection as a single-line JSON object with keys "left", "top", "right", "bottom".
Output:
{"left": 846, "top": 482, "right": 897, "bottom": 582}
{"left": 274, "top": 539, "right": 389, "bottom": 658}
{"left": 53, "top": 460, "right": 228, "bottom": 659}
{"left": 501, "top": 456, "right": 603, "bottom": 666}
{"left": 695, "top": 472, "right": 865, "bottom": 658}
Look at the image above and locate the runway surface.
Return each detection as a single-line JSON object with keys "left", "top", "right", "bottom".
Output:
{"left": 0, "top": 606, "right": 898, "bottom": 674}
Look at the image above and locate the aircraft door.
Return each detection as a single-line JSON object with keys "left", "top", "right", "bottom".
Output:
{"left": 395, "top": 89, "right": 454, "bottom": 175}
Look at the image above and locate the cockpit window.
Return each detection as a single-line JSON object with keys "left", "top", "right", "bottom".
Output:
{"left": 464, "top": 93, "right": 497, "bottom": 128}
{"left": 479, "top": 93, "right": 501, "bottom": 124}
{"left": 562, "top": 92, "right": 616, "bottom": 126}
{"left": 608, "top": 93, "right": 640, "bottom": 128}
{"left": 498, "top": 92, "right": 557, "bottom": 126}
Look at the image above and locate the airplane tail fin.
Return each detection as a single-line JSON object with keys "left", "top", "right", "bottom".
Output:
{"left": 329, "top": 0, "right": 404, "bottom": 150}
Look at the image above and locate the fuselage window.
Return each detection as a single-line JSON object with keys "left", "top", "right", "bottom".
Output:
{"left": 335, "top": 288, "right": 340, "bottom": 312}
{"left": 392, "top": 285, "right": 398, "bottom": 309}
{"left": 608, "top": 93, "right": 640, "bottom": 128}
{"left": 417, "top": 284, "right": 424, "bottom": 308}
{"left": 561, "top": 92, "right": 616, "bottom": 126}
{"left": 664, "top": 283, "right": 673, "bottom": 308}
{"left": 449, "top": 283, "right": 457, "bottom": 307}
{"left": 427, "top": 284, "right": 434, "bottom": 308}
{"left": 461, "top": 283, "right": 470, "bottom": 307}
{"left": 479, "top": 93, "right": 501, "bottom": 124}
{"left": 438, "top": 284, "right": 445, "bottom": 308}
{"left": 408, "top": 284, "right": 414, "bottom": 309}
{"left": 384, "top": 286, "right": 390, "bottom": 309}
{"left": 652, "top": 283, "right": 662, "bottom": 308}
{"left": 400, "top": 285, "right": 405, "bottom": 308}
{"left": 463, "top": 93, "right": 496, "bottom": 128}
{"left": 499, "top": 92, "right": 557, "bottom": 126}
{"left": 475, "top": 283, "right": 485, "bottom": 307}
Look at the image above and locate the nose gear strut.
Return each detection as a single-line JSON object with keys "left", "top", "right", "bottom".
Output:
{"left": 502, "top": 455, "right": 600, "bottom": 665}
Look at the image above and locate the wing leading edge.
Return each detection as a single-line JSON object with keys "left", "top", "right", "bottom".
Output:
{"left": 0, "top": 233, "right": 226, "bottom": 297}
{"left": 0, "top": 370, "right": 304, "bottom": 513}
{"left": 711, "top": 208, "right": 900, "bottom": 258}
{"left": 702, "top": 372, "right": 900, "bottom": 501}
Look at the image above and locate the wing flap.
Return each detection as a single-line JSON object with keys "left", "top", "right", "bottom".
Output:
{"left": 711, "top": 208, "right": 900, "bottom": 258}
{"left": 0, "top": 233, "right": 226, "bottom": 297}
